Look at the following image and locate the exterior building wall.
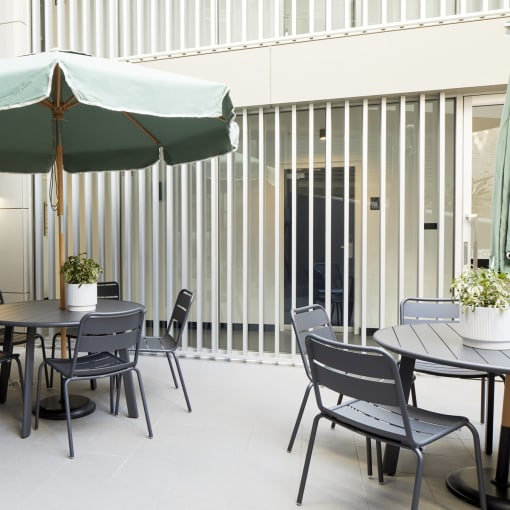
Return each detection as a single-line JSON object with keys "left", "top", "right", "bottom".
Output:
{"left": 137, "top": 16, "right": 510, "bottom": 107}
{"left": 1, "top": 1, "right": 510, "bottom": 359}
{"left": 0, "top": 1, "right": 33, "bottom": 302}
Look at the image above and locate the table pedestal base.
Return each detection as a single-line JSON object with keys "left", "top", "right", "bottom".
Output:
{"left": 447, "top": 467, "right": 510, "bottom": 510}
{"left": 36, "top": 395, "right": 96, "bottom": 420}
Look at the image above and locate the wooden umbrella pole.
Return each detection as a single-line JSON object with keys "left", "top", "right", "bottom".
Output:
{"left": 54, "top": 66, "right": 68, "bottom": 356}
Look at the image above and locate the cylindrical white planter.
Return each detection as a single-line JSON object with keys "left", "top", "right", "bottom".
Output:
{"left": 459, "top": 307, "right": 510, "bottom": 350}
{"left": 65, "top": 283, "right": 97, "bottom": 312}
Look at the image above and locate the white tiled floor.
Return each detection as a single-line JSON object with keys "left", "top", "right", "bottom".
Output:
{"left": 0, "top": 346, "right": 502, "bottom": 509}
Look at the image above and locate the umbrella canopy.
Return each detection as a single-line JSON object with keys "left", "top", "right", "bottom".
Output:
{"left": 0, "top": 50, "right": 238, "bottom": 308}
{"left": 0, "top": 49, "right": 238, "bottom": 172}
{"left": 491, "top": 87, "right": 510, "bottom": 273}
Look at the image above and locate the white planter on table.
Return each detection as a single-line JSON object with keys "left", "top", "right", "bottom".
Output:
{"left": 65, "top": 283, "right": 97, "bottom": 312}
{"left": 459, "top": 306, "right": 510, "bottom": 350}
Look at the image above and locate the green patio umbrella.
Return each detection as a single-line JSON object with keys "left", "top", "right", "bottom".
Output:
{"left": 0, "top": 50, "right": 238, "bottom": 309}
{"left": 491, "top": 86, "right": 510, "bottom": 273}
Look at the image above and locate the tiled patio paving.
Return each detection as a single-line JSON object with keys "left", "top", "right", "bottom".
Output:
{"left": 0, "top": 344, "right": 502, "bottom": 509}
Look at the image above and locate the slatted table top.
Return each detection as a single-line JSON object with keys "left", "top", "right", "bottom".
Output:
{"left": 374, "top": 322, "right": 510, "bottom": 375}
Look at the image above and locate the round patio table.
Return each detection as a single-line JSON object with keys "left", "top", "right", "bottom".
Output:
{"left": 0, "top": 299, "right": 144, "bottom": 438}
{"left": 374, "top": 322, "right": 510, "bottom": 510}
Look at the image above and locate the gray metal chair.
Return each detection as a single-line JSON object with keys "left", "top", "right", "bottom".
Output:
{"left": 138, "top": 289, "right": 194, "bottom": 412}
{"left": 49, "top": 281, "right": 121, "bottom": 387}
{"left": 289, "top": 304, "right": 382, "bottom": 481}
{"left": 401, "top": 297, "right": 503, "bottom": 455}
{"left": 0, "top": 290, "right": 49, "bottom": 388}
{"left": 288, "top": 304, "right": 337, "bottom": 453}
{"left": 34, "top": 308, "right": 153, "bottom": 458}
{"left": 297, "top": 334, "right": 487, "bottom": 510}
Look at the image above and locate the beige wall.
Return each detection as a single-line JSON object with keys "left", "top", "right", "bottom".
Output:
{"left": 0, "top": 1, "right": 33, "bottom": 301}
{"left": 138, "top": 16, "right": 510, "bottom": 107}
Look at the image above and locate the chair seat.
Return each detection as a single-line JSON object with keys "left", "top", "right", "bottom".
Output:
{"left": 47, "top": 352, "right": 131, "bottom": 379}
{"left": 331, "top": 400, "right": 468, "bottom": 447}
{"left": 140, "top": 334, "right": 177, "bottom": 352}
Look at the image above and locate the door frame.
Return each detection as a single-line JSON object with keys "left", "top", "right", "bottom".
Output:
{"left": 460, "top": 93, "right": 505, "bottom": 274}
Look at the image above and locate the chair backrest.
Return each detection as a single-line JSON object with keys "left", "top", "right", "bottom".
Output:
{"left": 400, "top": 297, "right": 459, "bottom": 325}
{"left": 72, "top": 308, "right": 145, "bottom": 375}
{"left": 305, "top": 334, "right": 414, "bottom": 442}
{"left": 0, "top": 290, "right": 3, "bottom": 305}
{"left": 290, "top": 304, "right": 336, "bottom": 380}
{"left": 98, "top": 281, "right": 121, "bottom": 300}
{"left": 313, "top": 262, "right": 342, "bottom": 289}
{"left": 166, "top": 289, "right": 194, "bottom": 343}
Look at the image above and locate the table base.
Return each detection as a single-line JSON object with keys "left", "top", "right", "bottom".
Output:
{"left": 447, "top": 467, "right": 510, "bottom": 510}
{"left": 35, "top": 395, "right": 96, "bottom": 420}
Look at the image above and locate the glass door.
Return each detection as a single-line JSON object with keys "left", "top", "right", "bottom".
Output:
{"left": 464, "top": 95, "right": 504, "bottom": 269}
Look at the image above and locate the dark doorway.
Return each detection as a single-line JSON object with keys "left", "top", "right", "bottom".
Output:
{"left": 284, "top": 167, "right": 355, "bottom": 325}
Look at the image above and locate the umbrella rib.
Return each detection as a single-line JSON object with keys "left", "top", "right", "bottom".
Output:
{"left": 123, "top": 112, "right": 160, "bottom": 145}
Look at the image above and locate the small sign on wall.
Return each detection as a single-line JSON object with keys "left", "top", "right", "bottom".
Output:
{"left": 370, "top": 197, "right": 380, "bottom": 210}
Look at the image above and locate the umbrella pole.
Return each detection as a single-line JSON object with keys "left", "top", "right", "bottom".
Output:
{"left": 55, "top": 109, "right": 67, "bottom": 357}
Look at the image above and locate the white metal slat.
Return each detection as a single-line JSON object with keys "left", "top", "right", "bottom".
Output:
{"left": 342, "top": 100, "right": 350, "bottom": 343}
{"left": 274, "top": 106, "right": 281, "bottom": 358}
{"left": 398, "top": 96, "right": 406, "bottom": 305}
{"left": 226, "top": 152, "right": 233, "bottom": 356}
{"left": 308, "top": 104, "right": 314, "bottom": 306}
{"left": 325, "top": 102, "right": 332, "bottom": 327}
{"left": 211, "top": 158, "right": 219, "bottom": 354}
{"left": 417, "top": 94, "right": 425, "bottom": 296}
{"left": 291, "top": 105, "right": 297, "bottom": 358}
{"left": 361, "top": 99, "right": 368, "bottom": 345}
{"left": 437, "top": 93, "right": 446, "bottom": 295}
{"left": 95, "top": 0, "right": 105, "bottom": 57}
{"left": 242, "top": 110, "right": 249, "bottom": 356}
{"left": 258, "top": 108, "right": 264, "bottom": 356}
{"left": 196, "top": 161, "right": 203, "bottom": 352}
{"left": 379, "top": 97, "right": 387, "bottom": 328}
{"left": 180, "top": 164, "right": 189, "bottom": 350}
{"left": 165, "top": 164, "right": 174, "bottom": 319}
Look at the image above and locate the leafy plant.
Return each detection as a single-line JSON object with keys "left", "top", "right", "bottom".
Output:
{"left": 61, "top": 253, "right": 103, "bottom": 286}
{"left": 451, "top": 266, "right": 510, "bottom": 311}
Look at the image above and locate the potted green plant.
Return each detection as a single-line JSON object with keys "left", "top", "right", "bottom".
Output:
{"left": 451, "top": 265, "right": 510, "bottom": 349}
{"left": 61, "top": 253, "right": 103, "bottom": 311}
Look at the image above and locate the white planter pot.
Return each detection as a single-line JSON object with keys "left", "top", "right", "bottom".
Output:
{"left": 459, "top": 306, "right": 510, "bottom": 350}
{"left": 65, "top": 283, "right": 97, "bottom": 312}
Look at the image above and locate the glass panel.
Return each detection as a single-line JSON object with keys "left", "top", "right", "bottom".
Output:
{"left": 471, "top": 104, "right": 504, "bottom": 267}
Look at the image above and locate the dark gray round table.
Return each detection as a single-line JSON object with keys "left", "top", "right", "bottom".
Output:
{"left": 374, "top": 322, "right": 510, "bottom": 510}
{"left": 0, "top": 299, "right": 144, "bottom": 438}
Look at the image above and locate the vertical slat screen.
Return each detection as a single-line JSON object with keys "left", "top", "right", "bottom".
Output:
{"left": 437, "top": 92, "right": 446, "bottom": 294}
{"left": 291, "top": 105, "right": 297, "bottom": 358}
{"left": 398, "top": 96, "right": 406, "bottom": 305}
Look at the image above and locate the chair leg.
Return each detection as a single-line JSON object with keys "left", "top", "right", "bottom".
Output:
{"left": 411, "top": 448, "right": 425, "bottom": 510}
{"left": 480, "top": 377, "right": 486, "bottom": 424}
{"left": 63, "top": 379, "right": 75, "bottom": 459}
{"left": 165, "top": 352, "right": 179, "bottom": 388}
{"left": 485, "top": 374, "right": 495, "bottom": 455}
{"left": 376, "top": 441, "right": 384, "bottom": 484}
{"left": 297, "top": 413, "right": 322, "bottom": 506}
{"left": 114, "top": 375, "right": 123, "bottom": 415}
{"left": 35, "top": 334, "right": 50, "bottom": 389}
{"left": 466, "top": 421, "right": 488, "bottom": 510}
{"left": 410, "top": 381, "right": 417, "bottom": 407}
{"left": 366, "top": 437, "right": 373, "bottom": 476}
{"left": 287, "top": 382, "right": 313, "bottom": 453}
{"left": 13, "top": 357, "right": 24, "bottom": 402}
{"left": 34, "top": 361, "right": 46, "bottom": 429}
{"left": 171, "top": 352, "right": 192, "bottom": 412}
{"left": 331, "top": 393, "right": 343, "bottom": 429}
{"left": 134, "top": 367, "right": 153, "bottom": 438}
